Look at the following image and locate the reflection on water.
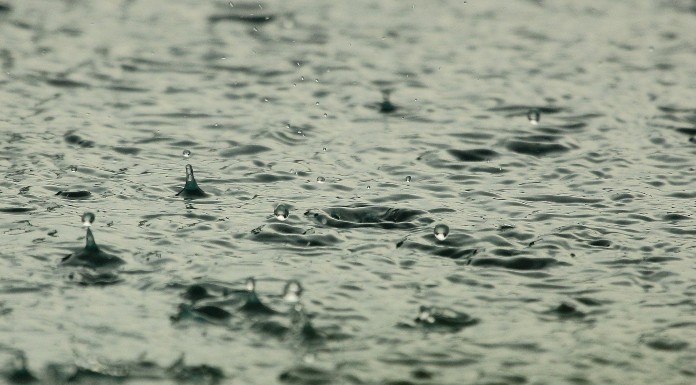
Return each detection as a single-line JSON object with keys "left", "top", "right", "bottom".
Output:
{"left": 2, "top": 0, "right": 696, "bottom": 384}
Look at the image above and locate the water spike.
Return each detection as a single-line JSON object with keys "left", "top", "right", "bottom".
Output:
{"left": 379, "top": 89, "right": 397, "bottom": 113}
{"left": 85, "top": 228, "right": 99, "bottom": 251}
{"left": 177, "top": 164, "right": 207, "bottom": 197}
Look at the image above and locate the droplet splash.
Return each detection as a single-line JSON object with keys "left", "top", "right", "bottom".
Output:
{"left": 182, "top": 149, "right": 191, "bottom": 158}
{"left": 433, "top": 224, "right": 449, "bottom": 241}
{"left": 316, "top": 176, "right": 325, "bottom": 183}
{"left": 527, "top": 109, "right": 540, "bottom": 125}
{"left": 274, "top": 204, "right": 290, "bottom": 221}
{"left": 283, "top": 280, "right": 303, "bottom": 303}
{"left": 81, "top": 212, "right": 95, "bottom": 227}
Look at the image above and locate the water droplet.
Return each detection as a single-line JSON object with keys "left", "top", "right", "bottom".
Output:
{"left": 274, "top": 204, "right": 290, "bottom": 221}
{"left": 527, "top": 109, "right": 540, "bottom": 125}
{"left": 323, "top": 113, "right": 328, "bottom": 118}
{"left": 70, "top": 166, "right": 78, "bottom": 172}
{"left": 283, "top": 280, "right": 303, "bottom": 303}
{"left": 182, "top": 149, "right": 191, "bottom": 158}
{"left": 366, "top": 185, "right": 371, "bottom": 189}
{"left": 316, "top": 176, "right": 325, "bottom": 183}
{"left": 405, "top": 175, "right": 412, "bottom": 182}
{"left": 315, "top": 101, "right": 319, "bottom": 106}
{"left": 322, "top": 147, "right": 327, "bottom": 151}
{"left": 228, "top": 1, "right": 234, "bottom": 7}
{"left": 81, "top": 212, "right": 95, "bottom": 227}
{"left": 245, "top": 277, "right": 256, "bottom": 292}
{"left": 433, "top": 224, "right": 449, "bottom": 241}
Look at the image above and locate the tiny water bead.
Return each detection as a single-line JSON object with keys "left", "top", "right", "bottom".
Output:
{"left": 433, "top": 224, "right": 449, "bottom": 241}
{"left": 182, "top": 149, "right": 191, "bottom": 158}
{"left": 316, "top": 176, "right": 325, "bottom": 183}
{"left": 283, "top": 280, "right": 303, "bottom": 303}
{"left": 274, "top": 204, "right": 290, "bottom": 221}
{"left": 405, "top": 175, "right": 412, "bottom": 182}
{"left": 69, "top": 166, "right": 78, "bottom": 172}
{"left": 527, "top": 109, "right": 540, "bottom": 125}
{"left": 81, "top": 212, "right": 95, "bottom": 227}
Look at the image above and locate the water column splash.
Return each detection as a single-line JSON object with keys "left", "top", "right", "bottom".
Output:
{"left": 283, "top": 280, "right": 321, "bottom": 342}
{"left": 527, "top": 109, "right": 540, "bottom": 125}
{"left": 239, "top": 277, "right": 277, "bottom": 314}
{"left": 60, "top": 211, "right": 125, "bottom": 269}
{"left": 176, "top": 164, "right": 207, "bottom": 198}
{"left": 379, "top": 89, "right": 397, "bottom": 113}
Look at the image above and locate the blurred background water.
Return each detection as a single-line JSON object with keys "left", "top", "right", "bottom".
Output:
{"left": 1, "top": 0, "right": 696, "bottom": 384}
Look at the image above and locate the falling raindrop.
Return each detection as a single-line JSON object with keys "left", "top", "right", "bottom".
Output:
{"left": 182, "top": 149, "right": 191, "bottom": 158}
{"left": 433, "top": 224, "right": 449, "bottom": 241}
{"left": 405, "top": 175, "right": 412, "bottom": 182}
{"left": 316, "top": 176, "right": 325, "bottom": 183}
{"left": 274, "top": 204, "right": 290, "bottom": 221}
{"left": 81, "top": 212, "right": 95, "bottom": 227}
{"left": 527, "top": 109, "right": 540, "bottom": 125}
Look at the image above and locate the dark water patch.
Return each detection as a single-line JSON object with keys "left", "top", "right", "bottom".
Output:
{"left": 471, "top": 257, "right": 567, "bottom": 270}
{"left": 112, "top": 146, "right": 141, "bottom": 155}
{"left": 506, "top": 139, "right": 571, "bottom": 156}
{"left": 220, "top": 145, "right": 271, "bottom": 157}
{"left": 55, "top": 190, "right": 91, "bottom": 199}
{"left": 587, "top": 239, "right": 611, "bottom": 247}
{"left": 45, "top": 78, "right": 90, "bottom": 88}
{"left": 0, "top": 3, "right": 11, "bottom": 13}
{"left": 278, "top": 365, "right": 338, "bottom": 385}
{"left": 67, "top": 270, "right": 122, "bottom": 286}
{"left": 516, "top": 194, "right": 602, "bottom": 204}
{"left": 641, "top": 335, "right": 689, "bottom": 352}
{"left": 208, "top": 14, "right": 275, "bottom": 24}
{"left": 63, "top": 132, "right": 94, "bottom": 148}
{"left": 171, "top": 303, "right": 232, "bottom": 324}
{"left": 447, "top": 148, "right": 499, "bottom": 162}
{"left": 250, "top": 227, "right": 342, "bottom": 247}
{"left": 306, "top": 206, "right": 427, "bottom": 230}
{"left": 488, "top": 105, "right": 564, "bottom": 115}
{"left": 412, "top": 306, "right": 479, "bottom": 332}
{"left": 0, "top": 207, "right": 34, "bottom": 213}
{"left": 544, "top": 303, "right": 586, "bottom": 319}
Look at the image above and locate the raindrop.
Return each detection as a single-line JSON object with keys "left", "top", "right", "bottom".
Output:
{"left": 315, "top": 101, "right": 319, "bottom": 106}
{"left": 433, "top": 224, "right": 449, "bottom": 241}
{"left": 245, "top": 277, "right": 256, "bottom": 292}
{"left": 527, "top": 109, "right": 540, "bottom": 125}
{"left": 81, "top": 212, "right": 95, "bottom": 227}
{"left": 322, "top": 147, "right": 327, "bottom": 152}
{"left": 274, "top": 204, "right": 290, "bottom": 221}
{"left": 182, "top": 149, "right": 191, "bottom": 158}
{"left": 283, "top": 280, "right": 303, "bottom": 303}
{"left": 228, "top": 1, "right": 234, "bottom": 7}
{"left": 405, "top": 175, "right": 412, "bottom": 182}
{"left": 323, "top": 113, "right": 328, "bottom": 118}
{"left": 366, "top": 185, "right": 371, "bottom": 189}
{"left": 316, "top": 176, "right": 325, "bottom": 183}
{"left": 70, "top": 166, "right": 78, "bottom": 172}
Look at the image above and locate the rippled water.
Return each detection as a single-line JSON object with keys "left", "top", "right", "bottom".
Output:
{"left": 2, "top": 0, "right": 696, "bottom": 384}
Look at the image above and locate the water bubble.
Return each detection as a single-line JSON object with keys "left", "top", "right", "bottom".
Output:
{"left": 433, "top": 224, "right": 449, "bottom": 241}
{"left": 70, "top": 166, "right": 78, "bottom": 172}
{"left": 283, "top": 280, "right": 303, "bottom": 303}
{"left": 245, "top": 277, "right": 256, "bottom": 292}
{"left": 405, "top": 175, "right": 412, "bottom": 182}
{"left": 81, "top": 212, "right": 95, "bottom": 227}
{"left": 182, "top": 149, "right": 191, "bottom": 158}
{"left": 527, "top": 109, "right": 540, "bottom": 125}
{"left": 274, "top": 204, "right": 290, "bottom": 221}
{"left": 316, "top": 176, "right": 325, "bottom": 183}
